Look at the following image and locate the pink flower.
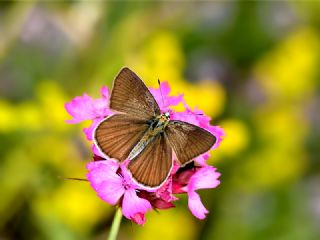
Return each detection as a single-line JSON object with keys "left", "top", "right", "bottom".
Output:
{"left": 87, "top": 160, "right": 152, "bottom": 225}
{"left": 66, "top": 80, "right": 224, "bottom": 224}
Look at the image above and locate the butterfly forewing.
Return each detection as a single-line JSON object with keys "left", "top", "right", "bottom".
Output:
{"left": 110, "top": 67, "right": 160, "bottom": 119}
{"left": 94, "top": 114, "right": 149, "bottom": 161}
{"left": 128, "top": 134, "right": 172, "bottom": 188}
{"left": 165, "top": 120, "right": 216, "bottom": 165}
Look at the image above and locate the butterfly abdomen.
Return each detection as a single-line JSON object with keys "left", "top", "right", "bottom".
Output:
{"left": 127, "top": 131, "right": 155, "bottom": 160}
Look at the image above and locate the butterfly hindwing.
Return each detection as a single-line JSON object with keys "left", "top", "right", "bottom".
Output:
{"left": 165, "top": 120, "right": 216, "bottom": 165}
{"left": 128, "top": 134, "right": 172, "bottom": 188}
{"left": 110, "top": 67, "right": 160, "bottom": 119}
{"left": 94, "top": 114, "right": 149, "bottom": 161}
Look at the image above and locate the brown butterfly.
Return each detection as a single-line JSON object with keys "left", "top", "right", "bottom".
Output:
{"left": 94, "top": 67, "right": 216, "bottom": 189}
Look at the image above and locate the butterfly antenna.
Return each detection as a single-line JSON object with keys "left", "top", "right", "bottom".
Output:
{"left": 58, "top": 176, "right": 88, "bottom": 182}
{"left": 178, "top": 112, "right": 204, "bottom": 116}
{"left": 158, "top": 79, "right": 165, "bottom": 107}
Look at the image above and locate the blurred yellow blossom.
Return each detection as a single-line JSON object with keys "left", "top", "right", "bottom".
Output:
{"left": 240, "top": 148, "right": 307, "bottom": 191}
{"left": 36, "top": 81, "right": 69, "bottom": 131}
{"left": 255, "top": 28, "right": 319, "bottom": 103}
{"left": 0, "top": 99, "right": 17, "bottom": 132}
{"left": 32, "top": 181, "right": 111, "bottom": 233}
{"left": 213, "top": 119, "right": 249, "bottom": 159}
{"left": 172, "top": 79, "right": 226, "bottom": 117}
{"left": 17, "top": 101, "right": 42, "bottom": 131}
{"left": 255, "top": 107, "right": 308, "bottom": 151}
{"left": 130, "top": 32, "right": 225, "bottom": 116}
{"left": 132, "top": 32, "right": 185, "bottom": 85}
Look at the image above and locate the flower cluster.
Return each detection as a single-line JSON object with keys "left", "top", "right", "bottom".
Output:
{"left": 65, "top": 82, "right": 224, "bottom": 225}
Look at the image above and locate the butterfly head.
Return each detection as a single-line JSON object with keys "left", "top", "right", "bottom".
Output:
{"left": 159, "top": 112, "right": 170, "bottom": 122}
{"left": 156, "top": 112, "right": 170, "bottom": 126}
{"left": 163, "top": 112, "right": 170, "bottom": 120}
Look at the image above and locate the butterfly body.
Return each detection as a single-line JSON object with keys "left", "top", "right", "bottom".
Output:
{"left": 128, "top": 112, "right": 170, "bottom": 160}
{"left": 94, "top": 67, "right": 216, "bottom": 189}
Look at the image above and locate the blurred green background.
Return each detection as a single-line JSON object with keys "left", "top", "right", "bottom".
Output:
{"left": 1, "top": 1, "right": 320, "bottom": 240}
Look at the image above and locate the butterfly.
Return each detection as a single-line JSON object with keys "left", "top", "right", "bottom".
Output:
{"left": 94, "top": 67, "right": 216, "bottom": 189}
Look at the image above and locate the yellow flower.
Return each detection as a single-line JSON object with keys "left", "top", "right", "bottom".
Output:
{"left": 255, "top": 28, "right": 319, "bottom": 102}
{"left": 212, "top": 119, "right": 249, "bottom": 160}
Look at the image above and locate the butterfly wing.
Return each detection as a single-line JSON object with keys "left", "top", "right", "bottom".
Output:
{"left": 110, "top": 67, "right": 160, "bottom": 119}
{"left": 94, "top": 114, "right": 149, "bottom": 161}
{"left": 128, "top": 134, "right": 172, "bottom": 188}
{"left": 165, "top": 120, "right": 216, "bottom": 165}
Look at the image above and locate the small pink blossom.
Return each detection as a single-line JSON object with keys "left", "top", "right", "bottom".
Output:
{"left": 87, "top": 160, "right": 152, "bottom": 224}
{"left": 65, "top": 86, "right": 112, "bottom": 140}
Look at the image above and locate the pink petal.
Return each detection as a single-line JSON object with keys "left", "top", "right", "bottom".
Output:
{"left": 194, "top": 153, "right": 210, "bottom": 166}
{"left": 65, "top": 94, "right": 95, "bottom": 123}
{"left": 101, "top": 86, "right": 110, "bottom": 99}
{"left": 65, "top": 86, "right": 111, "bottom": 124}
{"left": 86, "top": 159, "right": 119, "bottom": 172}
{"left": 149, "top": 82, "right": 184, "bottom": 112}
{"left": 165, "top": 95, "right": 184, "bottom": 108}
{"left": 152, "top": 199, "right": 176, "bottom": 210}
{"left": 171, "top": 161, "right": 180, "bottom": 175}
{"left": 131, "top": 212, "right": 146, "bottom": 225}
{"left": 173, "top": 168, "right": 196, "bottom": 186}
{"left": 171, "top": 111, "right": 202, "bottom": 127}
{"left": 155, "top": 177, "right": 177, "bottom": 202}
{"left": 208, "top": 125, "right": 225, "bottom": 149}
{"left": 172, "top": 182, "right": 185, "bottom": 194}
{"left": 172, "top": 168, "right": 195, "bottom": 194}
{"left": 188, "top": 166, "right": 221, "bottom": 191}
{"left": 137, "top": 190, "right": 177, "bottom": 210}
{"left": 92, "top": 98, "right": 110, "bottom": 117}
{"left": 87, "top": 162, "right": 109, "bottom": 189}
{"left": 83, "top": 118, "right": 103, "bottom": 141}
{"left": 119, "top": 162, "right": 141, "bottom": 189}
{"left": 92, "top": 144, "right": 103, "bottom": 158}
{"left": 159, "top": 82, "right": 171, "bottom": 96}
{"left": 188, "top": 191, "right": 209, "bottom": 220}
{"left": 86, "top": 161, "right": 124, "bottom": 205}
{"left": 122, "top": 188, "right": 152, "bottom": 221}
{"left": 97, "top": 179, "right": 125, "bottom": 205}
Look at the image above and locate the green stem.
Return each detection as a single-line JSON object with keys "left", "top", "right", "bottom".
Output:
{"left": 108, "top": 208, "right": 123, "bottom": 240}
